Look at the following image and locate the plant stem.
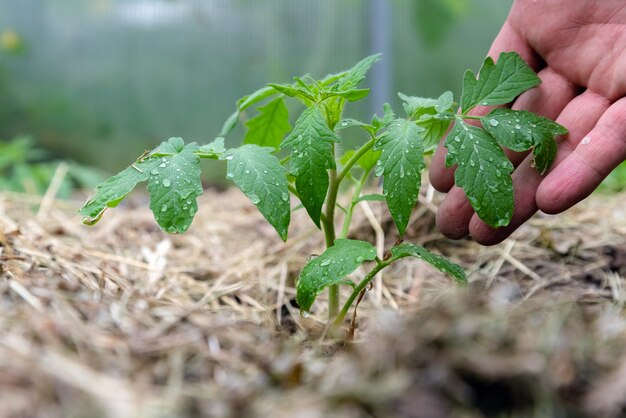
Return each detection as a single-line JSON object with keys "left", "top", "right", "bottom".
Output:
{"left": 323, "top": 151, "right": 339, "bottom": 319}
{"left": 336, "top": 137, "right": 376, "bottom": 185}
{"left": 323, "top": 135, "right": 377, "bottom": 319}
{"left": 332, "top": 258, "right": 390, "bottom": 329}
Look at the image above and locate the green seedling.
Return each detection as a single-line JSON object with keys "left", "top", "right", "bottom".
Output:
{"left": 80, "top": 52, "right": 566, "bottom": 330}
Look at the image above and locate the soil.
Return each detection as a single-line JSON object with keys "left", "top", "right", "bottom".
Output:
{"left": 0, "top": 186, "right": 625, "bottom": 418}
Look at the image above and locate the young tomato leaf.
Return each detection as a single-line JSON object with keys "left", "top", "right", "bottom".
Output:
{"left": 147, "top": 140, "right": 203, "bottom": 234}
{"left": 338, "top": 53, "right": 382, "bottom": 89}
{"left": 196, "top": 137, "right": 226, "bottom": 159}
{"left": 281, "top": 107, "right": 340, "bottom": 227}
{"left": 220, "top": 110, "right": 240, "bottom": 137}
{"left": 481, "top": 108, "right": 568, "bottom": 174}
{"left": 399, "top": 92, "right": 453, "bottom": 150}
{"left": 374, "top": 119, "right": 426, "bottom": 235}
{"left": 445, "top": 120, "right": 514, "bottom": 227}
{"left": 389, "top": 243, "right": 466, "bottom": 283}
{"left": 223, "top": 144, "right": 291, "bottom": 241}
{"left": 267, "top": 83, "right": 315, "bottom": 102}
{"left": 336, "top": 118, "right": 375, "bottom": 132}
{"left": 323, "top": 88, "right": 370, "bottom": 102}
{"left": 296, "top": 239, "right": 377, "bottom": 312}
{"left": 398, "top": 93, "right": 438, "bottom": 118}
{"left": 237, "top": 86, "right": 278, "bottom": 112}
{"left": 371, "top": 103, "right": 396, "bottom": 131}
{"left": 243, "top": 97, "right": 291, "bottom": 150}
{"left": 150, "top": 136, "right": 186, "bottom": 156}
{"left": 461, "top": 52, "right": 541, "bottom": 113}
{"left": 416, "top": 114, "right": 454, "bottom": 151}
{"left": 220, "top": 86, "right": 281, "bottom": 137}
{"left": 79, "top": 159, "right": 158, "bottom": 225}
{"left": 435, "top": 91, "right": 454, "bottom": 113}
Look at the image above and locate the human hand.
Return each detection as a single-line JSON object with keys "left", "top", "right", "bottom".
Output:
{"left": 430, "top": 0, "right": 626, "bottom": 245}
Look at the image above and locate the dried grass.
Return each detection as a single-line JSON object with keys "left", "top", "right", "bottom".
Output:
{"left": 0, "top": 184, "right": 625, "bottom": 418}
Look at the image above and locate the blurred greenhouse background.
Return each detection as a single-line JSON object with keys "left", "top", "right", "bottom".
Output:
{"left": 0, "top": 0, "right": 514, "bottom": 176}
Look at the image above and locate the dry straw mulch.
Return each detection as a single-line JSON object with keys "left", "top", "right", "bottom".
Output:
{"left": 0, "top": 186, "right": 625, "bottom": 418}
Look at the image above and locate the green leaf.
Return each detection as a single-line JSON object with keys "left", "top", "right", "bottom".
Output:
{"left": 80, "top": 158, "right": 158, "bottom": 225}
{"left": 268, "top": 83, "right": 315, "bottom": 102}
{"left": 336, "top": 118, "right": 374, "bottom": 132}
{"left": 481, "top": 108, "right": 568, "bottom": 174}
{"left": 398, "top": 93, "right": 438, "bottom": 118}
{"left": 223, "top": 144, "right": 291, "bottom": 241}
{"left": 416, "top": 114, "right": 453, "bottom": 151}
{"left": 196, "top": 137, "right": 226, "bottom": 159}
{"left": 436, "top": 91, "right": 454, "bottom": 113}
{"left": 220, "top": 110, "right": 239, "bottom": 137}
{"left": 151, "top": 136, "right": 186, "bottom": 156}
{"left": 461, "top": 52, "right": 541, "bottom": 113}
{"left": 323, "top": 88, "right": 370, "bottom": 102}
{"left": 374, "top": 119, "right": 426, "bottom": 235}
{"left": 243, "top": 97, "right": 291, "bottom": 150}
{"left": 147, "top": 140, "right": 203, "bottom": 234}
{"left": 338, "top": 53, "right": 382, "bottom": 89}
{"left": 296, "top": 239, "right": 377, "bottom": 312}
{"left": 371, "top": 103, "right": 396, "bottom": 131}
{"left": 281, "top": 107, "right": 340, "bottom": 227}
{"left": 237, "top": 86, "right": 278, "bottom": 111}
{"left": 445, "top": 120, "right": 514, "bottom": 227}
{"left": 389, "top": 243, "right": 466, "bottom": 283}
{"left": 401, "top": 91, "right": 455, "bottom": 151}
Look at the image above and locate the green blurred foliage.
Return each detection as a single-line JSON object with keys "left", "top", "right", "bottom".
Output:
{"left": 598, "top": 162, "right": 626, "bottom": 193}
{"left": 0, "top": 136, "right": 106, "bottom": 196}
{"left": 0, "top": 0, "right": 512, "bottom": 177}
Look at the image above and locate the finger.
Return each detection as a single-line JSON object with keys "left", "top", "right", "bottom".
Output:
{"left": 468, "top": 90, "right": 610, "bottom": 245}
{"left": 430, "top": 21, "right": 541, "bottom": 193}
{"left": 436, "top": 186, "right": 475, "bottom": 239}
{"left": 537, "top": 97, "right": 626, "bottom": 214}
{"left": 434, "top": 68, "right": 577, "bottom": 240}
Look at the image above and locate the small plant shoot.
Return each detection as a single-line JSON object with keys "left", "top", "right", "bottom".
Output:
{"left": 80, "top": 52, "right": 566, "bottom": 330}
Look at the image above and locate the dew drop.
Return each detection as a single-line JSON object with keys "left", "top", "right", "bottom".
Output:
{"left": 281, "top": 192, "right": 289, "bottom": 201}
{"left": 454, "top": 136, "right": 461, "bottom": 142}
{"left": 159, "top": 163, "right": 166, "bottom": 168}
{"left": 162, "top": 179, "right": 171, "bottom": 187}
{"left": 300, "top": 310, "right": 310, "bottom": 319}
{"left": 581, "top": 135, "right": 591, "bottom": 145}
{"left": 248, "top": 193, "right": 260, "bottom": 204}
{"left": 489, "top": 119, "right": 499, "bottom": 127}
{"left": 225, "top": 155, "right": 234, "bottom": 160}
{"left": 399, "top": 165, "right": 405, "bottom": 178}
{"left": 355, "top": 256, "right": 365, "bottom": 263}
{"left": 150, "top": 169, "right": 159, "bottom": 175}
{"left": 319, "top": 258, "right": 331, "bottom": 267}
{"left": 515, "top": 124, "right": 521, "bottom": 130}
{"left": 161, "top": 205, "right": 168, "bottom": 212}
{"left": 481, "top": 101, "right": 488, "bottom": 106}
{"left": 245, "top": 169, "right": 251, "bottom": 174}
